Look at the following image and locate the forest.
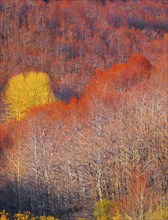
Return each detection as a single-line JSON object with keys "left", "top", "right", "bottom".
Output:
{"left": 0, "top": 0, "right": 168, "bottom": 219}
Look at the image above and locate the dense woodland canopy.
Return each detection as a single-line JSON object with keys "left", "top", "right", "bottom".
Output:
{"left": 0, "top": 0, "right": 168, "bottom": 219}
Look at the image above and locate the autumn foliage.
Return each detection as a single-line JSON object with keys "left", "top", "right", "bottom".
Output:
{"left": 0, "top": 0, "right": 167, "bottom": 219}
{"left": 5, "top": 72, "right": 55, "bottom": 121}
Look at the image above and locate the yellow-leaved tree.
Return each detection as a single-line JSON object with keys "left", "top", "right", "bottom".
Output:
{"left": 5, "top": 72, "right": 55, "bottom": 121}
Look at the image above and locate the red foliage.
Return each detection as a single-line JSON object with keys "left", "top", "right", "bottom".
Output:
{"left": 0, "top": 0, "right": 167, "bottom": 98}
{"left": 107, "top": 55, "right": 152, "bottom": 92}
{"left": 0, "top": 123, "right": 13, "bottom": 150}
{"left": 0, "top": 1, "right": 167, "bottom": 217}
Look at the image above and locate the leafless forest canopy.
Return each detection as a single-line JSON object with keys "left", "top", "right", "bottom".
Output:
{"left": 0, "top": 0, "right": 168, "bottom": 219}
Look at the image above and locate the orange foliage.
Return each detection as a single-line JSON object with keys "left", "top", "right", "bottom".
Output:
{"left": 0, "top": 0, "right": 167, "bottom": 100}
{"left": 23, "top": 55, "right": 153, "bottom": 126}
{"left": 83, "top": 55, "right": 151, "bottom": 105}
{"left": 108, "top": 55, "right": 152, "bottom": 92}
{"left": 0, "top": 123, "right": 14, "bottom": 150}
{"left": 0, "top": 0, "right": 167, "bottom": 217}
{"left": 0, "top": 124, "right": 7, "bottom": 149}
